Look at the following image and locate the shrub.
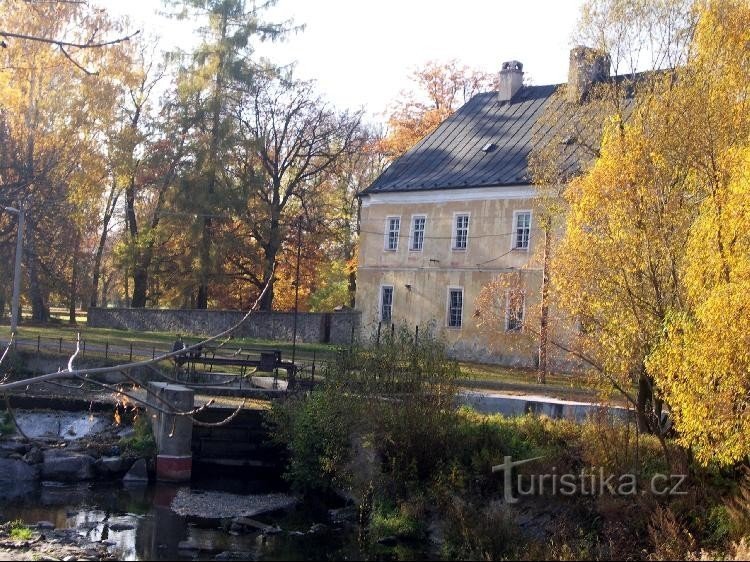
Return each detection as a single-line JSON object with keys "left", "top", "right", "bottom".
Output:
{"left": 369, "top": 499, "right": 426, "bottom": 540}
{"left": 9, "top": 520, "right": 32, "bottom": 541}
{"left": 120, "top": 413, "right": 156, "bottom": 457}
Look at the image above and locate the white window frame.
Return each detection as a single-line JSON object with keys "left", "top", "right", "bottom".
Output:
{"left": 409, "top": 214, "right": 427, "bottom": 252}
{"left": 511, "top": 210, "right": 532, "bottom": 251}
{"left": 379, "top": 284, "right": 394, "bottom": 323}
{"left": 384, "top": 216, "right": 401, "bottom": 251}
{"left": 446, "top": 286, "right": 464, "bottom": 329}
{"left": 452, "top": 212, "right": 470, "bottom": 251}
{"left": 504, "top": 289, "right": 526, "bottom": 332}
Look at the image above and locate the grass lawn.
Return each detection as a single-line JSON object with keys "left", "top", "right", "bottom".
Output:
{"left": 11, "top": 323, "right": 336, "bottom": 358}
{"left": 5, "top": 320, "right": 630, "bottom": 403}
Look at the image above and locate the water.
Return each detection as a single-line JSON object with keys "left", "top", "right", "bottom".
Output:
{"left": 0, "top": 476, "right": 401, "bottom": 561}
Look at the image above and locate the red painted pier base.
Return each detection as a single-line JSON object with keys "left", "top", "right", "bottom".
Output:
{"left": 156, "top": 454, "right": 193, "bottom": 482}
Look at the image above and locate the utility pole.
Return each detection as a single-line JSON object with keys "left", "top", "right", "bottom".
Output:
{"left": 4, "top": 202, "right": 25, "bottom": 338}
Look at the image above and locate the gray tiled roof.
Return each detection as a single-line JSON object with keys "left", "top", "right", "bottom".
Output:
{"left": 363, "top": 84, "right": 593, "bottom": 194}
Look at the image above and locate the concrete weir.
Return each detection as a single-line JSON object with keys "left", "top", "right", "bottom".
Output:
{"left": 147, "top": 382, "right": 195, "bottom": 482}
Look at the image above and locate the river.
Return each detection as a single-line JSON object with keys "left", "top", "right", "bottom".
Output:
{"left": 1, "top": 474, "right": 426, "bottom": 561}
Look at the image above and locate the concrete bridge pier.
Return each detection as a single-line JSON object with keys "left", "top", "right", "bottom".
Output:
{"left": 147, "top": 382, "right": 194, "bottom": 482}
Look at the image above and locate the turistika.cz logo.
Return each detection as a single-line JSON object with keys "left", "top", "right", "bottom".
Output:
{"left": 491, "top": 455, "right": 687, "bottom": 504}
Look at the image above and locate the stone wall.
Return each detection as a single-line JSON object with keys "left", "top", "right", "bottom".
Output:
{"left": 87, "top": 307, "right": 360, "bottom": 345}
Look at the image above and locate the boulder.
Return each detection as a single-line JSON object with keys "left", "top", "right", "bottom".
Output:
{"left": 41, "top": 450, "right": 95, "bottom": 481}
{"left": 24, "top": 447, "right": 43, "bottom": 465}
{"left": 94, "top": 456, "right": 128, "bottom": 475}
{"left": 123, "top": 458, "right": 148, "bottom": 482}
{"left": 0, "top": 457, "right": 39, "bottom": 482}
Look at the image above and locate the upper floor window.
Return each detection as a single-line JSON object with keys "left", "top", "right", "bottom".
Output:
{"left": 453, "top": 214, "right": 470, "bottom": 250}
{"left": 448, "top": 287, "right": 463, "bottom": 328}
{"left": 385, "top": 217, "right": 400, "bottom": 251}
{"left": 380, "top": 285, "right": 393, "bottom": 322}
{"left": 513, "top": 211, "right": 531, "bottom": 250}
{"left": 505, "top": 290, "right": 525, "bottom": 332}
{"left": 410, "top": 215, "right": 426, "bottom": 251}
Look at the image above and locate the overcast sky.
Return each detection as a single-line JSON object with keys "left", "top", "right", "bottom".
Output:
{"left": 98, "top": 0, "right": 585, "bottom": 124}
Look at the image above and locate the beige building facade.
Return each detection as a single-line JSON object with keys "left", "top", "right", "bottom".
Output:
{"left": 357, "top": 51, "right": 614, "bottom": 369}
{"left": 357, "top": 185, "right": 559, "bottom": 368}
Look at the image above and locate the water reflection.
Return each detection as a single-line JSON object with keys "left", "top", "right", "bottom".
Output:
{"left": 1, "top": 479, "right": 385, "bottom": 561}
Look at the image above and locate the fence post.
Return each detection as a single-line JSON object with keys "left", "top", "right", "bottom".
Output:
{"left": 391, "top": 323, "right": 395, "bottom": 339}
{"left": 376, "top": 322, "right": 381, "bottom": 345}
{"left": 415, "top": 324, "right": 419, "bottom": 345}
{"left": 311, "top": 350, "right": 316, "bottom": 385}
{"left": 59, "top": 337, "right": 62, "bottom": 353}
{"left": 105, "top": 341, "right": 109, "bottom": 360}
{"left": 129, "top": 343, "right": 133, "bottom": 362}
{"left": 36, "top": 334, "right": 40, "bottom": 353}
{"left": 153, "top": 347, "right": 156, "bottom": 360}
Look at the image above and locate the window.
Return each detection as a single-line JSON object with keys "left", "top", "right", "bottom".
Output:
{"left": 380, "top": 285, "right": 393, "bottom": 322}
{"left": 410, "top": 215, "right": 426, "bottom": 251}
{"left": 453, "top": 214, "right": 470, "bottom": 250}
{"left": 505, "top": 291, "right": 525, "bottom": 332}
{"left": 385, "top": 217, "right": 400, "bottom": 251}
{"left": 513, "top": 211, "right": 531, "bottom": 250}
{"left": 448, "top": 288, "right": 463, "bottom": 328}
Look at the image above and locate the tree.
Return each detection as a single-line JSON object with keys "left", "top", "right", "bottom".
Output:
{"left": 224, "top": 74, "right": 364, "bottom": 310}
{"left": 516, "top": 0, "right": 696, "bottom": 402}
{"left": 166, "top": 0, "right": 289, "bottom": 309}
{"left": 645, "top": 0, "right": 750, "bottom": 466}
{"left": 380, "top": 60, "right": 495, "bottom": 159}
{"left": 0, "top": 0, "right": 130, "bottom": 321}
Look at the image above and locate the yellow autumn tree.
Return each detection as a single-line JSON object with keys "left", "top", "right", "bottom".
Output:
{"left": 555, "top": 0, "right": 750, "bottom": 455}
{"left": 645, "top": 0, "right": 750, "bottom": 466}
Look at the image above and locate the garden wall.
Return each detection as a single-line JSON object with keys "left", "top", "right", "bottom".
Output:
{"left": 87, "top": 307, "right": 360, "bottom": 345}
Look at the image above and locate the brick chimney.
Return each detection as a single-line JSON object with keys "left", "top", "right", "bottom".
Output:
{"left": 567, "top": 46, "right": 610, "bottom": 103}
{"left": 498, "top": 60, "right": 523, "bottom": 102}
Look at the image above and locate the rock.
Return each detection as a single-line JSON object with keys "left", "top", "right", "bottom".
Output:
{"left": 41, "top": 450, "right": 95, "bottom": 482}
{"left": 24, "top": 447, "right": 43, "bottom": 465}
{"left": 37, "top": 521, "right": 56, "bottom": 530}
{"left": 215, "top": 552, "right": 255, "bottom": 561}
{"left": 328, "top": 506, "right": 358, "bottom": 524}
{"left": 122, "top": 458, "right": 148, "bottom": 482}
{"left": 307, "top": 523, "right": 328, "bottom": 535}
{"left": 94, "top": 456, "right": 125, "bottom": 475}
{"left": 0, "top": 457, "right": 40, "bottom": 481}
{"left": 177, "top": 540, "right": 199, "bottom": 550}
{"left": 377, "top": 536, "right": 398, "bottom": 547}
{"left": 108, "top": 523, "right": 135, "bottom": 532}
{"left": 0, "top": 441, "right": 28, "bottom": 455}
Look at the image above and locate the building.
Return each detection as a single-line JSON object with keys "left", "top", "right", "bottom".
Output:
{"left": 356, "top": 48, "right": 620, "bottom": 369}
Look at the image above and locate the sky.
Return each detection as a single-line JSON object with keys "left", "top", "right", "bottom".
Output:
{"left": 98, "top": 0, "right": 586, "bottom": 124}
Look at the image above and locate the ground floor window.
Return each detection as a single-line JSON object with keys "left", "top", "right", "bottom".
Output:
{"left": 448, "top": 288, "right": 463, "bottom": 328}
{"left": 380, "top": 285, "right": 393, "bottom": 322}
{"left": 505, "top": 290, "right": 525, "bottom": 332}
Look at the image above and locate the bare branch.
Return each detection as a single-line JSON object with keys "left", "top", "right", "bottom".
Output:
{"left": 0, "top": 29, "right": 140, "bottom": 50}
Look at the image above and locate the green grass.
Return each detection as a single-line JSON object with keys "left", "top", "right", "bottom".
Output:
{"left": 12, "top": 323, "right": 336, "bottom": 360}
{"left": 9, "top": 520, "right": 33, "bottom": 541}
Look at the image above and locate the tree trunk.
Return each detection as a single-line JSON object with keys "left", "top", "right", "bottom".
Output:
{"left": 537, "top": 217, "right": 552, "bottom": 384}
{"left": 68, "top": 233, "right": 79, "bottom": 324}
{"left": 636, "top": 371, "right": 653, "bottom": 433}
{"left": 196, "top": 216, "right": 211, "bottom": 309}
{"left": 90, "top": 182, "right": 120, "bottom": 308}
{"left": 26, "top": 238, "right": 48, "bottom": 323}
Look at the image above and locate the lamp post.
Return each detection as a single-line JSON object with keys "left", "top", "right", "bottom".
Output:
{"left": 3, "top": 202, "right": 25, "bottom": 338}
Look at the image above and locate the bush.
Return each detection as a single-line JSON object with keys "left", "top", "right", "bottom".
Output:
{"left": 9, "top": 520, "right": 32, "bottom": 541}
{"left": 369, "top": 499, "right": 426, "bottom": 540}
{"left": 120, "top": 414, "right": 156, "bottom": 457}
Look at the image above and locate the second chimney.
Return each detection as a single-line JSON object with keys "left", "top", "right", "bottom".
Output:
{"left": 498, "top": 60, "right": 523, "bottom": 102}
{"left": 567, "top": 46, "right": 610, "bottom": 103}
